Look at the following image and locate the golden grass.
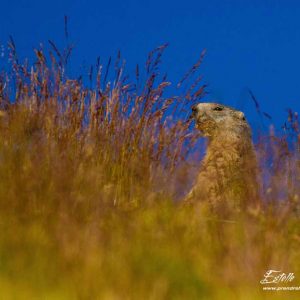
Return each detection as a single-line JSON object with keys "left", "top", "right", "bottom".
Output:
{"left": 0, "top": 42, "right": 299, "bottom": 299}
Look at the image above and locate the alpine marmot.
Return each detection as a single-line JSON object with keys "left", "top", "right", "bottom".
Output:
{"left": 185, "top": 102, "right": 259, "bottom": 208}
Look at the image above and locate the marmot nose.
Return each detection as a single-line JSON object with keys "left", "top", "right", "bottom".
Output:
{"left": 187, "top": 105, "right": 198, "bottom": 122}
{"left": 191, "top": 105, "right": 198, "bottom": 112}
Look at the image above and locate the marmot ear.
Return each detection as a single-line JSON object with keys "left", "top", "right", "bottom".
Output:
{"left": 236, "top": 111, "right": 245, "bottom": 120}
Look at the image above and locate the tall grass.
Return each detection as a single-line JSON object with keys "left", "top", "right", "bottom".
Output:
{"left": 0, "top": 40, "right": 299, "bottom": 299}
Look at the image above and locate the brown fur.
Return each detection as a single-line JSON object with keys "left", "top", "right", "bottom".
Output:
{"left": 185, "top": 103, "right": 259, "bottom": 208}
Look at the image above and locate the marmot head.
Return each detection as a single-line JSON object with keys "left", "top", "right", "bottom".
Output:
{"left": 190, "top": 102, "right": 250, "bottom": 138}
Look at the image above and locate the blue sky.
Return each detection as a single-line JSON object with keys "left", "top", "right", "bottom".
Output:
{"left": 1, "top": 0, "right": 300, "bottom": 132}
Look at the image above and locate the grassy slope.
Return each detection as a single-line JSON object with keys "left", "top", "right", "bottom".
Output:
{"left": 0, "top": 45, "right": 299, "bottom": 299}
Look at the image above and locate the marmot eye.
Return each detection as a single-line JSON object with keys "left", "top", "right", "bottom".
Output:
{"left": 213, "top": 106, "right": 223, "bottom": 111}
